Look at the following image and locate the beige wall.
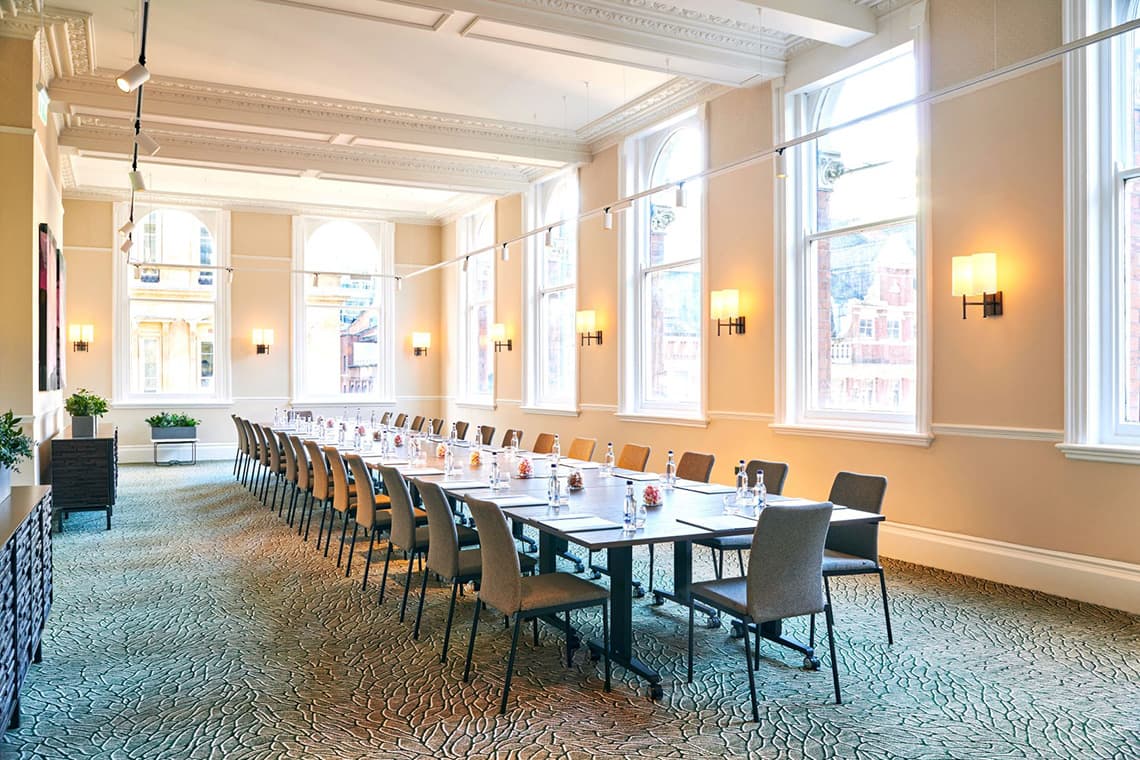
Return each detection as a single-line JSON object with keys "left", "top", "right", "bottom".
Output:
{"left": 438, "top": 0, "right": 1140, "bottom": 570}
{"left": 62, "top": 202, "right": 444, "bottom": 455}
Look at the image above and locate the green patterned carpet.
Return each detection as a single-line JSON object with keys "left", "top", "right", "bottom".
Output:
{"left": 2, "top": 462, "right": 1137, "bottom": 759}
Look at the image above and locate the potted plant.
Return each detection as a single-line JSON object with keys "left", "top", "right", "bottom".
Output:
{"left": 64, "top": 388, "right": 109, "bottom": 438}
{"left": 0, "top": 411, "right": 33, "bottom": 504}
{"left": 146, "top": 412, "right": 201, "bottom": 440}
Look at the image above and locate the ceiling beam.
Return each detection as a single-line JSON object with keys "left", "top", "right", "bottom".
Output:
{"left": 741, "top": 0, "right": 877, "bottom": 48}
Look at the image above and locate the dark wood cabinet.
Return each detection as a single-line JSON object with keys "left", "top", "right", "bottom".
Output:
{"left": 50, "top": 425, "right": 117, "bottom": 530}
{"left": 0, "top": 486, "right": 52, "bottom": 730}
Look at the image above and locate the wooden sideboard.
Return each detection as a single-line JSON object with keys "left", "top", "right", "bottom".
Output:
{"left": 50, "top": 425, "right": 117, "bottom": 530}
{"left": 0, "top": 486, "right": 52, "bottom": 730}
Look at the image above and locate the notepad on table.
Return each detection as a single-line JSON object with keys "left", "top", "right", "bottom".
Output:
{"left": 537, "top": 515, "right": 622, "bottom": 533}
{"left": 559, "top": 458, "right": 600, "bottom": 469}
{"left": 675, "top": 482, "right": 734, "bottom": 495}
{"left": 676, "top": 515, "right": 756, "bottom": 532}
{"left": 396, "top": 466, "right": 445, "bottom": 476}
{"left": 491, "top": 495, "right": 549, "bottom": 508}
{"left": 766, "top": 496, "right": 825, "bottom": 507}
{"left": 611, "top": 469, "right": 659, "bottom": 481}
{"left": 435, "top": 480, "right": 489, "bottom": 490}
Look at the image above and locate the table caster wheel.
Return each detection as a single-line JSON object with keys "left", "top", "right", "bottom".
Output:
{"left": 589, "top": 570, "right": 602, "bottom": 580}
{"left": 589, "top": 648, "right": 601, "bottom": 662}
{"left": 648, "top": 684, "right": 664, "bottom": 701}
{"left": 803, "top": 656, "right": 820, "bottom": 671}
{"left": 651, "top": 593, "right": 665, "bottom": 607}
{"left": 633, "top": 584, "right": 645, "bottom": 599}
{"left": 729, "top": 621, "right": 745, "bottom": 639}
{"left": 704, "top": 615, "right": 721, "bottom": 630}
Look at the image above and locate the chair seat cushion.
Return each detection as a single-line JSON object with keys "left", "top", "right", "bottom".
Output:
{"left": 518, "top": 573, "right": 607, "bottom": 613}
{"left": 373, "top": 509, "right": 392, "bottom": 529}
{"left": 695, "top": 534, "right": 751, "bottom": 551}
{"left": 690, "top": 577, "right": 748, "bottom": 618}
{"left": 822, "top": 549, "right": 879, "bottom": 574}
{"left": 412, "top": 523, "right": 479, "bottom": 550}
{"left": 452, "top": 548, "right": 537, "bottom": 579}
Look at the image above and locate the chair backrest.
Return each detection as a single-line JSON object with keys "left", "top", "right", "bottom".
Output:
{"left": 394, "top": 413, "right": 408, "bottom": 428}
{"left": 290, "top": 436, "right": 311, "bottom": 491}
{"left": 413, "top": 479, "right": 461, "bottom": 579}
{"left": 431, "top": 418, "right": 444, "bottom": 435}
{"left": 478, "top": 425, "right": 496, "bottom": 446}
{"left": 376, "top": 465, "right": 418, "bottom": 551}
{"left": 568, "top": 437, "right": 596, "bottom": 461}
{"left": 466, "top": 496, "right": 522, "bottom": 614}
{"left": 345, "top": 454, "right": 376, "bottom": 530}
{"left": 745, "top": 460, "right": 788, "bottom": 494}
{"left": 677, "top": 451, "right": 715, "bottom": 483}
{"left": 252, "top": 424, "right": 271, "bottom": 464}
{"left": 263, "top": 425, "right": 282, "bottom": 469}
{"left": 240, "top": 419, "right": 258, "bottom": 457}
{"left": 617, "top": 443, "right": 651, "bottom": 472}
{"left": 304, "top": 440, "right": 331, "bottom": 501}
{"left": 454, "top": 421, "right": 470, "bottom": 441}
{"left": 293, "top": 410, "right": 314, "bottom": 420}
{"left": 380, "top": 411, "right": 392, "bottom": 425}
{"left": 825, "top": 471, "right": 887, "bottom": 561}
{"left": 500, "top": 428, "right": 523, "bottom": 448}
{"left": 324, "top": 447, "right": 352, "bottom": 514}
{"left": 232, "top": 415, "right": 248, "bottom": 454}
{"left": 747, "top": 502, "right": 833, "bottom": 623}
{"left": 411, "top": 415, "right": 425, "bottom": 431}
{"left": 532, "top": 432, "right": 555, "bottom": 454}
{"left": 278, "top": 431, "right": 297, "bottom": 482}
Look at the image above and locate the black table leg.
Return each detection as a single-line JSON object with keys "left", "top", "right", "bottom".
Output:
{"left": 650, "top": 541, "right": 720, "bottom": 628}
{"left": 586, "top": 545, "right": 663, "bottom": 699}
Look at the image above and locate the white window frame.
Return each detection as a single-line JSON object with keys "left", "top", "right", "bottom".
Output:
{"left": 457, "top": 203, "right": 496, "bottom": 408}
{"left": 112, "top": 203, "right": 232, "bottom": 407}
{"left": 523, "top": 169, "right": 580, "bottom": 415}
{"left": 290, "top": 216, "right": 396, "bottom": 405}
{"left": 1061, "top": 0, "right": 1140, "bottom": 463}
{"left": 618, "top": 106, "right": 709, "bottom": 427}
{"left": 773, "top": 8, "right": 933, "bottom": 447}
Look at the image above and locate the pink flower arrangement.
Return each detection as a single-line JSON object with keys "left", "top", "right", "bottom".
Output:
{"left": 436, "top": 442, "right": 448, "bottom": 459}
{"left": 393, "top": 434, "right": 403, "bottom": 447}
{"left": 356, "top": 425, "right": 366, "bottom": 435}
{"left": 643, "top": 484, "right": 662, "bottom": 506}
{"left": 516, "top": 457, "right": 533, "bottom": 478}
{"left": 326, "top": 419, "right": 335, "bottom": 428}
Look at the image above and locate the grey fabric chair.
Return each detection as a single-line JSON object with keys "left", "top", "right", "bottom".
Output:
{"left": 463, "top": 495, "right": 611, "bottom": 715}
{"left": 567, "top": 437, "right": 596, "bottom": 461}
{"left": 375, "top": 465, "right": 478, "bottom": 622}
{"left": 323, "top": 446, "right": 357, "bottom": 568}
{"left": 287, "top": 435, "right": 312, "bottom": 536}
{"left": 697, "top": 460, "right": 790, "bottom": 579}
{"left": 688, "top": 502, "right": 840, "bottom": 721}
{"left": 531, "top": 433, "right": 555, "bottom": 454}
{"left": 811, "top": 471, "right": 892, "bottom": 646}
{"left": 345, "top": 454, "right": 393, "bottom": 587}
{"left": 410, "top": 480, "right": 537, "bottom": 662}
{"left": 303, "top": 440, "right": 333, "bottom": 552}
{"left": 231, "top": 415, "right": 247, "bottom": 479}
{"left": 648, "top": 450, "right": 716, "bottom": 592}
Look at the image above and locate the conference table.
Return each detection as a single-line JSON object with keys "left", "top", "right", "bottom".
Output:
{"left": 340, "top": 436, "right": 885, "bottom": 699}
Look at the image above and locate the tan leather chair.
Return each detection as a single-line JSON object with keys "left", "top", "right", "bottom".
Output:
{"left": 287, "top": 435, "right": 313, "bottom": 536}
{"left": 649, "top": 451, "right": 715, "bottom": 591}
{"left": 323, "top": 446, "right": 358, "bottom": 568}
{"left": 477, "top": 425, "right": 496, "bottom": 446}
{"left": 411, "top": 415, "right": 426, "bottom": 432}
{"left": 567, "top": 438, "right": 596, "bottom": 461}
{"left": 303, "top": 440, "right": 334, "bottom": 554}
{"left": 453, "top": 421, "right": 470, "bottom": 441}
{"left": 616, "top": 443, "right": 651, "bottom": 472}
{"left": 394, "top": 413, "right": 408, "bottom": 428}
{"left": 531, "top": 433, "right": 555, "bottom": 454}
{"left": 231, "top": 415, "right": 247, "bottom": 480}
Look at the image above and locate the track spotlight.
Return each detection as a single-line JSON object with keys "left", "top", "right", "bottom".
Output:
{"left": 136, "top": 131, "right": 160, "bottom": 156}
{"left": 120, "top": 238, "right": 133, "bottom": 253}
{"left": 675, "top": 183, "right": 686, "bottom": 208}
{"left": 603, "top": 207, "right": 613, "bottom": 230}
{"left": 226, "top": 268, "right": 234, "bottom": 285}
{"left": 119, "top": 219, "right": 135, "bottom": 236}
{"left": 500, "top": 243, "right": 509, "bottom": 262}
{"left": 312, "top": 272, "right": 320, "bottom": 287}
{"left": 397, "top": 277, "right": 403, "bottom": 291}
{"left": 116, "top": 63, "right": 150, "bottom": 93}
{"left": 545, "top": 226, "right": 554, "bottom": 247}
{"left": 128, "top": 169, "right": 146, "bottom": 192}
{"left": 775, "top": 148, "right": 787, "bottom": 180}
{"left": 462, "top": 256, "right": 469, "bottom": 272}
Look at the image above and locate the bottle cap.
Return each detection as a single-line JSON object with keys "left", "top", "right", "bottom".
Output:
{"left": 626, "top": 480, "right": 633, "bottom": 485}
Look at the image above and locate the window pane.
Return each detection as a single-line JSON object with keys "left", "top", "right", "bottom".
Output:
{"left": 642, "top": 262, "right": 701, "bottom": 404}
{"left": 539, "top": 289, "right": 576, "bottom": 405}
{"left": 131, "top": 209, "right": 216, "bottom": 295}
{"left": 1125, "top": 179, "right": 1140, "bottom": 424}
{"left": 645, "top": 127, "right": 702, "bottom": 268}
{"left": 129, "top": 300, "right": 215, "bottom": 395}
{"left": 303, "top": 307, "right": 378, "bottom": 396}
{"left": 468, "top": 302, "right": 493, "bottom": 396}
{"left": 809, "top": 221, "right": 916, "bottom": 414}
{"left": 814, "top": 51, "right": 917, "bottom": 232}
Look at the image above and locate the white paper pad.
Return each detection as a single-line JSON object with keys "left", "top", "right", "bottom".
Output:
{"left": 559, "top": 458, "right": 600, "bottom": 469}
{"left": 675, "top": 482, "right": 735, "bottom": 495}
{"left": 396, "top": 466, "right": 445, "bottom": 476}
{"left": 676, "top": 515, "right": 756, "bottom": 532}
{"left": 611, "top": 469, "right": 659, "bottom": 481}
{"left": 491, "top": 495, "right": 549, "bottom": 507}
{"left": 538, "top": 515, "right": 622, "bottom": 533}
{"left": 435, "top": 480, "right": 490, "bottom": 490}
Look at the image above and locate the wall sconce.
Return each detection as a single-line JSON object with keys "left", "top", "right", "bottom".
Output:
{"left": 252, "top": 328, "right": 274, "bottom": 355}
{"left": 69, "top": 324, "right": 93, "bottom": 352}
{"left": 951, "top": 252, "right": 1003, "bottom": 319}
{"left": 710, "top": 289, "right": 745, "bottom": 336}
{"left": 576, "top": 310, "right": 603, "bottom": 346}
{"left": 412, "top": 332, "right": 431, "bottom": 357}
{"left": 491, "top": 323, "right": 512, "bottom": 352}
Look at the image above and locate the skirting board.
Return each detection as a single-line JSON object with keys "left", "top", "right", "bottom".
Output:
{"left": 880, "top": 522, "right": 1140, "bottom": 614}
{"left": 119, "top": 443, "right": 234, "bottom": 464}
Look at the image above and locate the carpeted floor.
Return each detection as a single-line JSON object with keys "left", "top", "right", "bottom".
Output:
{"left": 1, "top": 461, "right": 1137, "bottom": 759}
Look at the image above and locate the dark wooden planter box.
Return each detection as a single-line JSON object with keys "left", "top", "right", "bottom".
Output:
{"left": 150, "top": 426, "right": 197, "bottom": 440}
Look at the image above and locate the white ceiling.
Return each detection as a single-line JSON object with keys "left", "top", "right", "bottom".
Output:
{"left": 0, "top": 0, "right": 897, "bottom": 222}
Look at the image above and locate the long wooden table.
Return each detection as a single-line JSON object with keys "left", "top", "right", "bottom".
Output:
{"left": 350, "top": 439, "right": 884, "bottom": 699}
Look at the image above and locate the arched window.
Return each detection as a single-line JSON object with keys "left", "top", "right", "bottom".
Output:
{"left": 295, "top": 217, "right": 394, "bottom": 401}
{"left": 786, "top": 43, "right": 920, "bottom": 431}
{"left": 525, "top": 170, "right": 578, "bottom": 410}
{"left": 621, "top": 110, "right": 705, "bottom": 418}
{"left": 458, "top": 204, "right": 496, "bottom": 403}
{"left": 116, "top": 206, "right": 228, "bottom": 400}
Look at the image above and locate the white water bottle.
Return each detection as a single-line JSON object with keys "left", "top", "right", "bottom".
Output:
{"left": 664, "top": 450, "right": 676, "bottom": 489}
{"left": 547, "top": 463, "right": 559, "bottom": 508}
{"left": 552, "top": 434, "right": 561, "bottom": 465}
{"left": 444, "top": 443, "right": 454, "bottom": 475}
{"left": 622, "top": 481, "right": 636, "bottom": 533}
{"left": 756, "top": 470, "right": 766, "bottom": 513}
{"left": 603, "top": 442, "right": 615, "bottom": 474}
{"left": 736, "top": 459, "right": 747, "bottom": 505}
{"left": 450, "top": 422, "right": 458, "bottom": 443}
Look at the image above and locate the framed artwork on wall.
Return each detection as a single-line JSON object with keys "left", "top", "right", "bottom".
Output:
{"left": 38, "top": 223, "right": 64, "bottom": 392}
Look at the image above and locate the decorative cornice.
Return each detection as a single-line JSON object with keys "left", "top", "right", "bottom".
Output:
{"left": 579, "top": 76, "right": 728, "bottom": 153}
{"left": 0, "top": 4, "right": 93, "bottom": 77}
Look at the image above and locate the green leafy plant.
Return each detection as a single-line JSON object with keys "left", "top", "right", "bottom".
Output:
{"left": 145, "top": 412, "right": 201, "bottom": 428}
{"left": 0, "top": 411, "right": 33, "bottom": 471}
{"left": 64, "top": 388, "right": 109, "bottom": 417}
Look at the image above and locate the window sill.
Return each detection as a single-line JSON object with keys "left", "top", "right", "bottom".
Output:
{"left": 290, "top": 399, "right": 397, "bottom": 407}
{"left": 1056, "top": 443, "right": 1140, "bottom": 465}
{"left": 519, "top": 405, "right": 580, "bottom": 417}
{"left": 455, "top": 400, "right": 497, "bottom": 411}
{"left": 615, "top": 411, "right": 709, "bottom": 428}
{"left": 769, "top": 422, "right": 933, "bottom": 448}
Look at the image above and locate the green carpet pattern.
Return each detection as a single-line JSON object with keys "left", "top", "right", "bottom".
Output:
{"left": 2, "top": 462, "right": 1137, "bottom": 759}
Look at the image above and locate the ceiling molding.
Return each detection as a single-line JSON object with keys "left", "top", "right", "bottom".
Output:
{"left": 578, "top": 76, "right": 728, "bottom": 153}
{"left": 252, "top": 0, "right": 453, "bottom": 32}
{"left": 0, "top": 4, "right": 93, "bottom": 77}
{"left": 60, "top": 117, "right": 543, "bottom": 194}
{"left": 62, "top": 187, "right": 449, "bottom": 226}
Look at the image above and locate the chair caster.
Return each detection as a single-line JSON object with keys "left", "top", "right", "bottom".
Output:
{"left": 651, "top": 593, "right": 665, "bottom": 607}
{"left": 729, "top": 621, "right": 745, "bottom": 639}
{"left": 648, "top": 683, "right": 664, "bottom": 701}
{"left": 803, "top": 655, "right": 821, "bottom": 671}
{"left": 704, "top": 614, "right": 721, "bottom": 630}
{"left": 589, "top": 648, "right": 601, "bottom": 662}
{"left": 589, "top": 570, "right": 602, "bottom": 580}
{"left": 632, "top": 582, "right": 645, "bottom": 599}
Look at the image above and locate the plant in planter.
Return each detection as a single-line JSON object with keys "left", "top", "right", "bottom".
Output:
{"left": 64, "top": 388, "right": 109, "bottom": 437}
{"left": 0, "top": 411, "right": 33, "bottom": 503}
{"left": 146, "top": 412, "right": 201, "bottom": 440}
